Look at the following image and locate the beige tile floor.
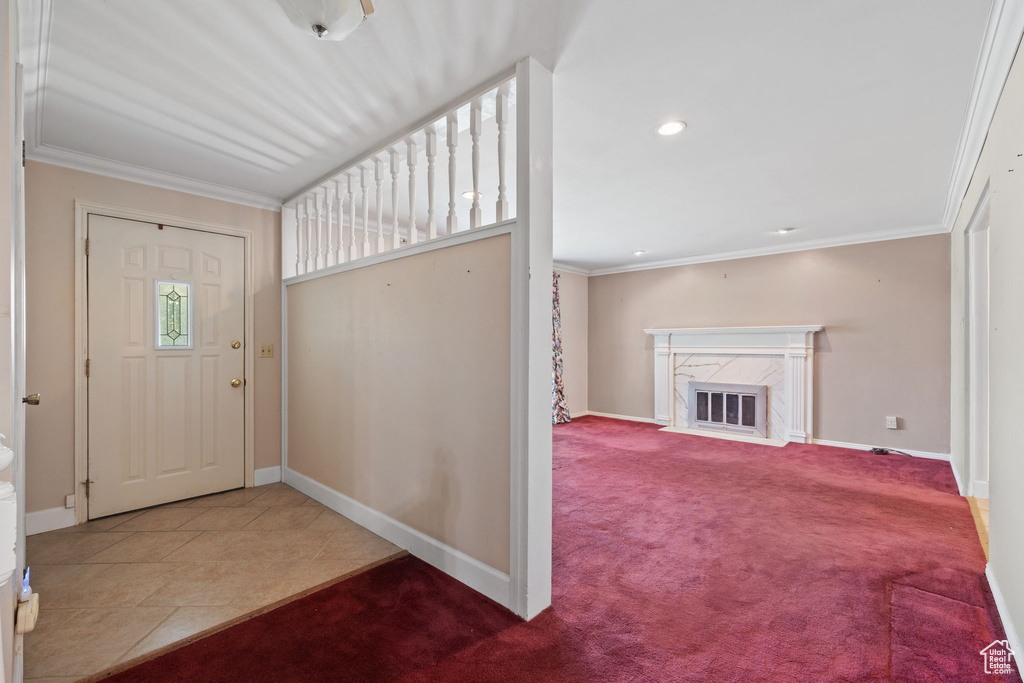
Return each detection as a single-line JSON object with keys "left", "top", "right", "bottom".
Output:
{"left": 25, "top": 482, "right": 402, "bottom": 681}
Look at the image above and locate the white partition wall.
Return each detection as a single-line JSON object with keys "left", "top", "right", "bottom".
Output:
{"left": 281, "top": 57, "right": 552, "bottom": 620}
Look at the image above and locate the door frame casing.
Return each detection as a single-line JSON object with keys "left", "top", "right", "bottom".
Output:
{"left": 73, "top": 200, "right": 256, "bottom": 524}
{"left": 964, "top": 185, "right": 991, "bottom": 500}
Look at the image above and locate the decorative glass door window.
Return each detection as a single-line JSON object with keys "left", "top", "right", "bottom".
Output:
{"left": 156, "top": 281, "right": 192, "bottom": 348}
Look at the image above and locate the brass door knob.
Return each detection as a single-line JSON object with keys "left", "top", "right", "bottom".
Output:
{"left": 231, "top": 340, "right": 241, "bottom": 349}
{"left": 230, "top": 379, "right": 242, "bottom": 388}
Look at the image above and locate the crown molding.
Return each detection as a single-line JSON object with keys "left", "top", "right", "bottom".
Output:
{"left": 942, "top": 0, "right": 1024, "bottom": 228}
{"left": 27, "top": 144, "right": 283, "bottom": 212}
{"left": 20, "top": 0, "right": 281, "bottom": 212}
{"left": 560, "top": 223, "right": 948, "bottom": 277}
{"left": 552, "top": 262, "right": 590, "bottom": 276}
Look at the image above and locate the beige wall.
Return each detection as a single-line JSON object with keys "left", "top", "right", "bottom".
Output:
{"left": 588, "top": 234, "right": 951, "bottom": 453}
{"left": 556, "top": 271, "right": 587, "bottom": 416}
{"left": 287, "top": 235, "right": 511, "bottom": 573}
{"left": 950, "top": 41, "right": 1024, "bottom": 644}
{"left": 24, "top": 161, "right": 282, "bottom": 513}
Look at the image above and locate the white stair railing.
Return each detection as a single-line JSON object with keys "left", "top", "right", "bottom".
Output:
{"left": 283, "top": 74, "right": 516, "bottom": 278}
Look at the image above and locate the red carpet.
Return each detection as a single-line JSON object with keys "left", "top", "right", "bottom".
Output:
{"left": 110, "top": 416, "right": 1017, "bottom": 682}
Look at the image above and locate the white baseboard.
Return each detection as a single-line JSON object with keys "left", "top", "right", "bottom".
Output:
{"left": 577, "top": 411, "right": 657, "bottom": 424}
{"left": 951, "top": 457, "right": 967, "bottom": 496}
{"left": 26, "top": 507, "right": 75, "bottom": 536}
{"left": 282, "top": 467, "right": 511, "bottom": 610}
{"left": 254, "top": 466, "right": 282, "bottom": 487}
{"left": 986, "top": 564, "right": 1023, "bottom": 662}
{"left": 811, "top": 438, "right": 951, "bottom": 462}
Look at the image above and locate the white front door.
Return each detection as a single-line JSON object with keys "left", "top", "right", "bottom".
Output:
{"left": 87, "top": 215, "right": 246, "bottom": 518}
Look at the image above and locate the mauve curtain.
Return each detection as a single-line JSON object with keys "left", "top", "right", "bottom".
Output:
{"left": 553, "top": 272, "right": 571, "bottom": 424}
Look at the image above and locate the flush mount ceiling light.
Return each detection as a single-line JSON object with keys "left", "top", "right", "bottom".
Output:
{"left": 775, "top": 227, "right": 797, "bottom": 234}
{"left": 657, "top": 121, "right": 686, "bottom": 136}
{"left": 633, "top": 250, "right": 647, "bottom": 256}
{"left": 462, "top": 190, "right": 482, "bottom": 200}
{"left": 276, "top": 0, "right": 374, "bottom": 41}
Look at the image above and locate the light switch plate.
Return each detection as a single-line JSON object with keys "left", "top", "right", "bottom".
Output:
{"left": 259, "top": 344, "right": 275, "bottom": 358}
{"left": 65, "top": 494, "right": 75, "bottom": 509}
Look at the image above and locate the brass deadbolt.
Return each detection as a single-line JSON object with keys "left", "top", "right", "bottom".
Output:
{"left": 231, "top": 340, "right": 241, "bottom": 349}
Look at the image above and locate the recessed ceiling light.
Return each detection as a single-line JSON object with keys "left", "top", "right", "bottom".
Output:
{"left": 633, "top": 250, "right": 646, "bottom": 256}
{"left": 775, "top": 227, "right": 797, "bottom": 234}
{"left": 462, "top": 190, "right": 482, "bottom": 200}
{"left": 657, "top": 121, "right": 686, "bottom": 136}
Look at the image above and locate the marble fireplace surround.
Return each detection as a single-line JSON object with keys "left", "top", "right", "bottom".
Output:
{"left": 644, "top": 326, "right": 823, "bottom": 445}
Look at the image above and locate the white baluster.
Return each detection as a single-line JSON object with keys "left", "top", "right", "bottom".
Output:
{"left": 304, "top": 197, "right": 315, "bottom": 272}
{"left": 425, "top": 124, "right": 438, "bottom": 239}
{"left": 496, "top": 82, "right": 510, "bottom": 222}
{"left": 446, "top": 111, "right": 458, "bottom": 234}
{"left": 469, "top": 98, "right": 482, "bottom": 229}
{"left": 390, "top": 148, "right": 401, "bottom": 249}
{"left": 314, "top": 193, "right": 324, "bottom": 270}
{"left": 347, "top": 174, "right": 357, "bottom": 261}
{"left": 360, "top": 167, "right": 370, "bottom": 257}
{"left": 407, "top": 139, "right": 418, "bottom": 245}
{"left": 324, "top": 185, "right": 334, "bottom": 267}
{"left": 294, "top": 200, "right": 303, "bottom": 275}
{"left": 334, "top": 179, "right": 344, "bottom": 264}
{"left": 375, "top": 157, "right": 385, "bottom": 253}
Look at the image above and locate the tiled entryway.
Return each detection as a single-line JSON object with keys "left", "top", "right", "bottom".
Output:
{"left": 25, "top": 482, "right": 402, "bottom": 681}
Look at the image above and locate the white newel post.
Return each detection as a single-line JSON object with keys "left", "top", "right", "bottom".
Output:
{"left": 512, "top": 57, "right": 553, "bottom": 621}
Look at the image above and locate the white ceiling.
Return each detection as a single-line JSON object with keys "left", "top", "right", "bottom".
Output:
{"left": 21, "top": 0, "right": 995, "bottom": 271}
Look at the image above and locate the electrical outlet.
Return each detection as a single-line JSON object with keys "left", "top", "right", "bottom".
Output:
{"left": 885, "top": 416, "right": 898, "bottom": 430}
{"left": 259, "top": 344, "right": 275, "bottom": 358}
{"left": 65, "top": 494, "right": 75, "bottom": 509}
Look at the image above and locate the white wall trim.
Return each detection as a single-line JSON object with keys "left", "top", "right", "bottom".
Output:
{"left": 25, "top": 507, "right": 74, "bottom": 536}
{"left": 29, "top": 145, "right": 281, "bottom": 212}
{"left": 73, "top": 201, "right": 258, "bottom": 524}
{"left": 552, "top": 262, "right": 589, "bottom": 276}
{"left": 812, "top": 438, "right": 951, "bottom": 462}
{"left": 253, "top": 466, "right": 282, "bottom": 487}
{"left": 283, "top": 220, "right": 515, "bottom": 286}
{"left": 18, "top": 1, "right": 281, "bottom": 214}
{"left": 950, "top": 456, "right": 967, "bottom": 497}
{"left": 986, "top": 564, "right": 1023, "bottom": 664}
{"left": 577, "top": 411, "right": 657, "bottom": 424}
{"left": 561, "top": 224, "right": 947, "bottom": 277}
{"left": 942, "top": 0, "right": 1024, "bottom": 228}
{"left": 283, "top": 466, "right": 512, "bottom": 609}
{"left": 577, "top": 416, "right": 953, "bottom": 464}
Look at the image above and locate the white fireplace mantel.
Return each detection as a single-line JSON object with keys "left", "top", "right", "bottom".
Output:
{"left": 643, "top": 326, "right": 823, "bottom": 443}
